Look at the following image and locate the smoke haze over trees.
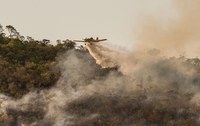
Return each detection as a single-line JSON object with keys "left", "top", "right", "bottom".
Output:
{"left": 1, "top": 1, "right": 200, "bottom": 124}
{"left": 0, "top": 22, "right": 200, "bottom": 126}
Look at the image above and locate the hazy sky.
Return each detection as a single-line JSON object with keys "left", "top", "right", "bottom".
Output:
{"left": 0, "top": 0, "right": 174, "bottom": 48}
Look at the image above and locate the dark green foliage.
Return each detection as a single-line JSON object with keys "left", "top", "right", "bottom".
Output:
{"left": 0, "top": 24, "right": 114, "bottom": 98}
{"left": 0, "top": 24, "right": 77, "bottom": 98}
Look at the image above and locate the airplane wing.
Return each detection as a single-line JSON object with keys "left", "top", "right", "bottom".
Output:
{"left": 73, "top": 40, "right": 86, "bottom": 42}
{"left": 97, "top": 39, "right": 107, "bottom": 42}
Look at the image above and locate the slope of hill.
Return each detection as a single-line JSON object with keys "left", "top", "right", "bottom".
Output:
{"left": 0, "top": 25, "right": 117, "bottom": 98}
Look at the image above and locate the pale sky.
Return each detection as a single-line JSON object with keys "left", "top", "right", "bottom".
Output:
{"left": 0, "top": 0, "right": 174, "bottom": 48}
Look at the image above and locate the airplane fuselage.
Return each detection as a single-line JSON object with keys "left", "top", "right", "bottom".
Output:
{"left": 73, "top": 37, "right": 107, "bottom": 43}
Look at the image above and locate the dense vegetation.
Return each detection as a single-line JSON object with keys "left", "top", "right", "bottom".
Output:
{"left": 1, "top": 24, "right": 200, "bottom": 126}
{"left": 0, "top": 24, "right": 76, "bottom": 98}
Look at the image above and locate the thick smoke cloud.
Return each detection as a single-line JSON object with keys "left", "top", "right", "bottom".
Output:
{"left": 0, "top": 48, "right": 200, "bottom": 126}
{"left": 135, "top": 0, "right": 200, "bottom": 57}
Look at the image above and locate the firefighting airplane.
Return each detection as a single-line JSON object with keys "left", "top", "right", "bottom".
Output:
{"left": 73, "top": 37, "right": 107, "bottom": 44}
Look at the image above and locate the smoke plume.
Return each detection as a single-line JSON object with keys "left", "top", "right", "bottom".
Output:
{"left": 1, "top": 0, "right": 200, "bottom": 126}
{"left": 135, "top": 0, "right": 200, "bottom": 57}
{"left": 1, "top": 48, "right": 200, "bottom": 126}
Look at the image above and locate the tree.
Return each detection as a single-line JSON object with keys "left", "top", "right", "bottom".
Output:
{"left": 42, "top": 39, "right": 50, "bottom": 45}
{"left": 63, "top": 39, "right": 76, "bottom": 49}
{"left": 19, "top": 36, "right": 25, "bottom": 41}
{"left": 15, "top": 31, "right": 21, "bottom": 39}
{"left": 0, "top": 24, "right": 5, "bottom": 37}
{"left": 27, "top": 36, "right": 34, "bottom": 42}
{"left": 56, "top": 39, "right": 61, "bottom": 44}
{"left": 6, "top": 25, "right": 19, "bottom": 38}
{"left": 0, "top": 24, "right": 3, "bottom": 33}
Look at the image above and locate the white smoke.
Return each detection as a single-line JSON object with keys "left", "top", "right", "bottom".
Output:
{"left": 1, "top": 0, "right": 200, "bottom": 125}
{"left": 86, "top": 43, "right": 119, "bottom": 68}
{"left": 0, "top": 49, "right": 200, "bottom": 126}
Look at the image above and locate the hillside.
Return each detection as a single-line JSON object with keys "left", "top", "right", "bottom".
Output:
{"left": 0, "top": 24, "right": 117, "bottom": 98}
{"left": 0, "top": 25, "right": 200, "bottom": 126}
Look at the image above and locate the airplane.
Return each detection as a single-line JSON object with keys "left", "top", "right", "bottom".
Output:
{"left": 73, "top": 37, "right": 107, "bottom": 44}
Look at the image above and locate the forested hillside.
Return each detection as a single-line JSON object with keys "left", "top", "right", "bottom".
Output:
{"left": 0, "top": 24, "right": 117, "bottom": 98}
{"left": 1, "top": 24, "right": 200, "bottom": 126}
{"left": 0, "top": 24, "right": 79, "bottom": 98}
